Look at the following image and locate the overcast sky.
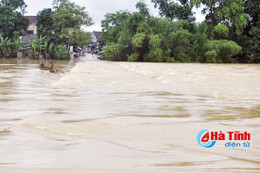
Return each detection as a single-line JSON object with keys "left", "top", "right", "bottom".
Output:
{"left": 24, "top": 0, "right": 205, "bottom": 32}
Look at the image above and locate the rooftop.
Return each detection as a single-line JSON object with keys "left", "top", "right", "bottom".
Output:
{"left": 93, "top": 31, "right": 102, "bottom": 40}
{"left": 24, "top": 16, "right": 37, "bottom": 25}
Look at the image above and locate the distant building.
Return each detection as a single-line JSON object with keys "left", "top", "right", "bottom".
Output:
{"left": 85, "top": 31, "right": 103, "bottom": 53}
{"left": 91, "top": 31, "right": 102, "bottom": 43}
{"left": 22, "top": 16, "right": 37, "bottom": 44}
{"left": 25, "top": 16, "right": 37, "bottom": 35}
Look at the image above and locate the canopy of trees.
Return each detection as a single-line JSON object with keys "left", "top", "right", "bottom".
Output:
{"left": 0, "top": 0, "right": 29, "bottom": 39}
{"left": 0, "top": 0, "right": 93, "bottom": 59}
{"left": 37, "top": 0, "right": 93, "bottom": 47}
{"left": 101, "top": 0, "right": 259, "bottom": 63}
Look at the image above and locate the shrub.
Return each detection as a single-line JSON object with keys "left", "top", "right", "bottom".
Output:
{"left": 169, "top": 29, "right": 194, "bottom": 62}
{"left": 128, "top": 52, "right": 139, "bottom": 61}
{"left": 104, "top": 43, "right": 125, "bottom": 61}
{"left": 205, "top": 50, "right": 218, "bottom": 63}
{"left": 55, "top": 45, "right": 69, "bottom": 59}
{"left": 212, "top": 24, "right": 229, "bottom": 39}
{"left": 203, "top": 40, "right": 242, "bottom": 63}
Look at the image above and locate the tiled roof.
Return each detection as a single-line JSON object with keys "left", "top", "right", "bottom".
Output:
{"left": 93, "top": 31, "right": 102, "bottom": 40}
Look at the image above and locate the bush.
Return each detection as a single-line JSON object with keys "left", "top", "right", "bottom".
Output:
{"left": 205, "top": 50, "right": 218, "bottom": 63}
{"left": 203, "top": 40, "right": 242, "bottom": 63}
{"left": 169, "top": 29, "right": 194, "bottom": 62}
{"left": 212, "top": 24, "right": 229, "bottom": 39}
{"left": 128, "top": 52, "right": 139, "bottom": 61}
{"left": 104, "top": 43, "right": 125, "bottom": 61}
{"left": 55, "top": 45, "right": 69, "bottom": 59}
{"left": 144, "top": 48, "right": 164, "bottom": 62}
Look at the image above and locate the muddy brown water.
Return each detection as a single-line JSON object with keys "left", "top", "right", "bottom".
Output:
{"left": 0, "top": 55, "right": 259, "bottom": 172}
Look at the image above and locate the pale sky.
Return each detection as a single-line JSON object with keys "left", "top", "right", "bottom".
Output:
{"left": 24, "top": 0, "right": 205, "bottom": 32}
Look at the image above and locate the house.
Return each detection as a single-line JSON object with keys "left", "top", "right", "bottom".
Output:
{"left": 25, "top": 16, "right": 37, "bottom": 35}
{"left": 91, "top": 31, "right": 102, "bottom": 43}
{"left": 22, "top": 16, "right": 37, "bottom": 44}
{"left": 85, "top": 31, "right": 103, "bottom": 53}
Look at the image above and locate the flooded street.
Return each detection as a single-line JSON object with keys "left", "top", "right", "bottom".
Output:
{"left": 0, "top": 55, "right": 259, "bottom": 172}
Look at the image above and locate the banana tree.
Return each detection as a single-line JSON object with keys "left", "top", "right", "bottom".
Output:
{"left": 48, "top": 43, "right": 55, "bottom": 58}
{"left": 13, "top": 38, "right": 23, "bottom": 57}
{"left": 29, "top": 40, "right": 37, "bottom": 58}
{"left": 0, "top": 35, "right": 11, "bottom": 58}
{"left": 35, "top": 35, "right": 45, "bottom": 57}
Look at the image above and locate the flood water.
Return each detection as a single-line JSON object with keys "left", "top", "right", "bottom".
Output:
{"left": 0, "top": 55, "right": 259, "bottom": 172}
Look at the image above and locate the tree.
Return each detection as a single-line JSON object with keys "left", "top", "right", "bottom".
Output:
{"left": 102, "top": 1, "right": 253, "bottom": 63}
{"left": 101, "top": 10, "right": 131, "bottom": 43}
{"left": 0, "top": 0, "right": 29, "bottom": 38}
{"left": 203, "top": 40, "right": 242, "bottom": 63}
{"left": 169, "top": 29, "right": 194, "bottom": 62}
{"left": 151, "top": 0, "right": 195, "bottom": 23}
{"left": 0, "top": 35, "right": 11, "bottom": 57}
{"left": 136, "top": 1, "right": 150, "bottom": 17}
{"left": 52, "top": 0, "right": 93, "bottom": 45}
{"left": 243, "top": 0, "right": 260, "bottom": 62}
{"left": 0, "top": 0, "right": 27, "bottom": 14}
{"left": 244, "top": 0, "right": 259, "bottom": 27}
{"left": 37, "top": 8, "right": 55, "bottom": 41}
{"left": 192, "top": 0, "right": 248, "bottom": 36}
{"left": 73, "top": 30, "right": 91, "bottom": 48}
{"left": 212, "top": 24, "right": 229, "bottom": 40}
{"left": 52, "top": 0, "right": 68, "bottom": 8}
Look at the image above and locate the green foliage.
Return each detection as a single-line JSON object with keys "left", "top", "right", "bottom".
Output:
{"left": 28, "top": 35, "right": 45, "bottom": 58}
{"left": 136, "top": 1, "right": 149, "bottom": 17}
{"left": 212, "top": 24, "right": 229, "bottom": 39}
{"left": 0, "top": 0, "right": 27, "bottom": 14}
{"left": 101, "top": 10, "right": 131, "bottom": 44}
{"left": 246, "top": 27, "right": 260, "bottom": 63}
{"left": 193, "top": 0, "right": 248, "bottom": 36}
{"left": 37, "top": 8, "right": 55, "bottom": 41}
{"left": 52, "top": 0, "right": 93, "bottom": 45}
{"left": 0, "top": 0, "right": 29, "bottom": 39}
{"left": 0, "top": 34, "right": 24, "bottom": 58}
{"left": 245, "top": 0, "right": 260, "bottom": 27}
{"left": 204, "top": 50, "right": 217, "bottom": 63}
{"left": 73, "top": 30, "right": 91, "bottom": 48}
{"left": 100, "top": 1, "right": 258, "bottom": 63}
{"left": 128, "top": 52, "right": 140, "bottom": 62}
{"left": 151, "top": 0, "right": 195, "bottom": 23}
{"left": 55, "top": 45, "right": 69, "bottom": 59}
{"left": 203, "top": 40, "right": 242, "bottom": 63}
{"left": 237, "top": 0, "right": 260, "bottom": 63}
{"left": 37, "top": 0, "right": 93, "bottom": 48}
{"left": 132, "top": 33, "right": 146, "bottom": 48}
{"left": 0, "top": 35, "right": 11, "bottom": 57}
{"left": 104, "top": 43, "right": 125, "bottom": 61}
{"left": 169, "top": 29, "right": 194, "bottom": 62}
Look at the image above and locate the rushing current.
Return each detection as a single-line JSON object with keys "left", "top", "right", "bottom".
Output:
{"left": 0, "top": 55, "right": 259, "bottom": 172}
